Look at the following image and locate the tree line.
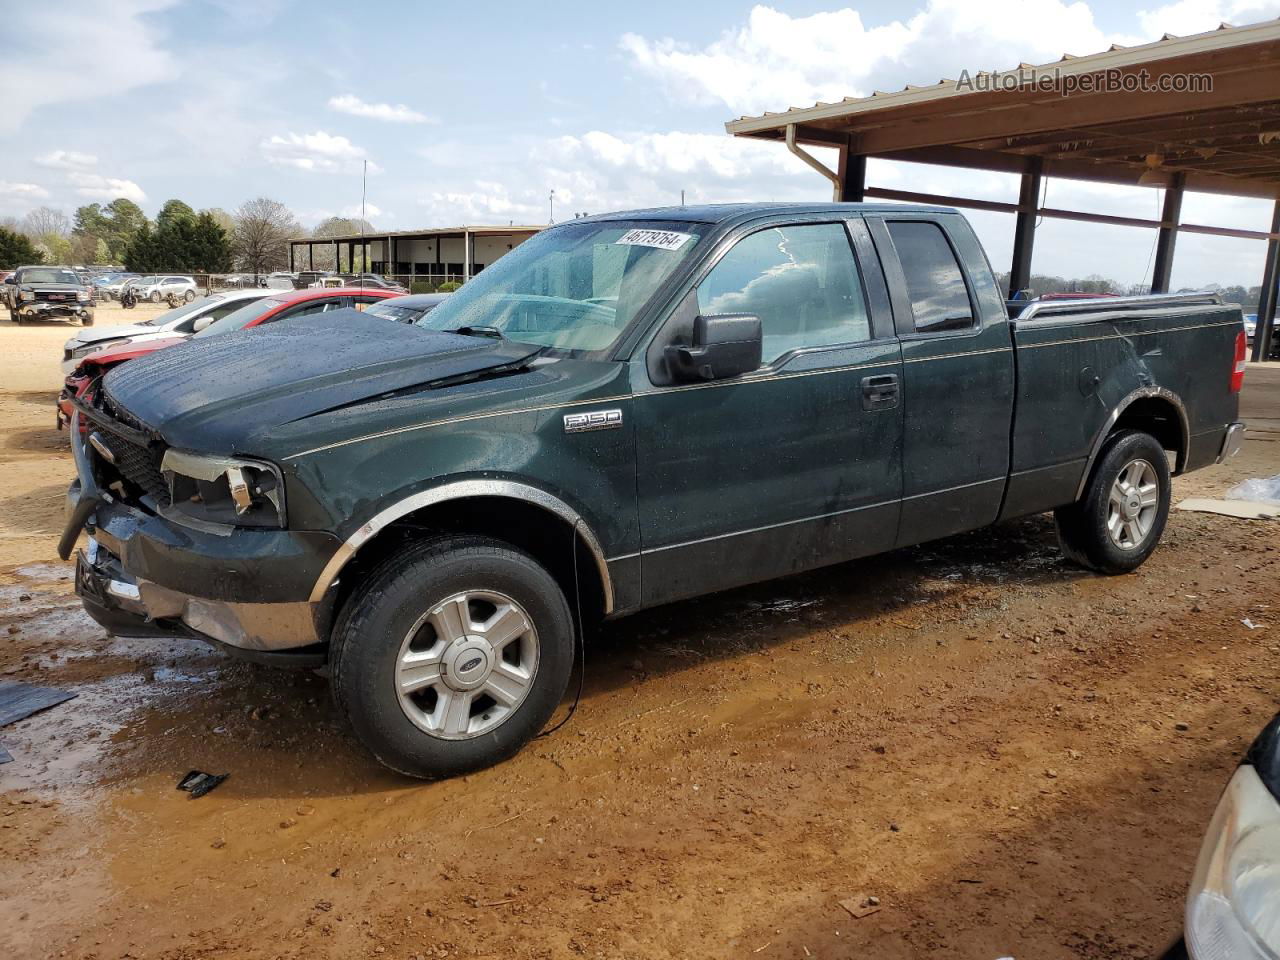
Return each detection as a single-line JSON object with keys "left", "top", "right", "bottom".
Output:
{"left": 0, "top": 198, "right": 375, "bottom": 278}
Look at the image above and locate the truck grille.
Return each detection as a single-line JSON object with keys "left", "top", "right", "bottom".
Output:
{"left": 93, "top": 430, "right": 171, "bottom": 507}
{"left": 35, "top": 290, "right": 76, "bottom": 303}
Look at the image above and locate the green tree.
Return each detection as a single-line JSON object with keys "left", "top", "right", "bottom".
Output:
{"left": 0, "top": 227, "right": 43, "bottom": 268}
{"left": 123, "top": 222, "right": 161, "bottom": 272}
{"left": 189, "top": 211, "right": 232, "bottom": 272}
{"left": 156, "top": 199, "right": 197, "bottom": 233}
{"left": 100, "top": 198, "right": 149, "bottom": 261}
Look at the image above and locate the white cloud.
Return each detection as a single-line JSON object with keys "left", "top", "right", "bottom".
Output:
{"left": 327, "top": 94, "right": 434, "bottom": 124}
{"left": 66, "top": 172, "right": 146, "bottom": 203}
{"left": 0, "top": 0, "right": 178, "bottom": 133}
{"left": 1137, "top": 0, "right": 1280, "bottom": 37}
{"left": 621, "top": 1, "right": 1132, "bottom": 117}
{"left": 0, "top": 181, "right": 50, "bottom": 200}
{"left": 261, "top": 130, "right": 377, "bottom": 173}
{"left": 34, "top": 150, "right": 98, "bottom": 170}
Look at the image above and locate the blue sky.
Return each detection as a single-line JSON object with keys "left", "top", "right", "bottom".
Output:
{"left": 2, "top": 0, "right": 1279, "bottom": 288}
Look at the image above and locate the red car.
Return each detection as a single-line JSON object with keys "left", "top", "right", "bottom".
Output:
{"left": 58, "top": 287, "right": 399, "bottom": 429}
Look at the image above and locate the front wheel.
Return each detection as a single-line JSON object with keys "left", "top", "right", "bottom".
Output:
{"left": 149, "top": 290, "right": 161, "bottom": 303}
{"left": 331, "top": 535, "right": 575, "bottom": 779}
{"left": 81, "top": 313, "right": 95, "bottom": 326}
{"left": 1054, "top": 429, "right": 1171, "bottom": 574}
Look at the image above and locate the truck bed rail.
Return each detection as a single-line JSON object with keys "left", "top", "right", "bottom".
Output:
{"left": 1012, "top": 291, "right": 1224, "bottom": 323}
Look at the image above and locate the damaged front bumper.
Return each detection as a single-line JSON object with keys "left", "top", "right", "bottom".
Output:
{"left": 62, "top": 416, "right": 342, "bottom": 661}
{"left": 19, "top": 301, "right": 92, "bottom": 321}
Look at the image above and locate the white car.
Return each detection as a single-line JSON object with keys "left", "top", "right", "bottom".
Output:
{"left": 61, "top": 289, "right": 274, "bottom": 374}
{"left": 129, "top": 275, "right": 198, "bottom": 303}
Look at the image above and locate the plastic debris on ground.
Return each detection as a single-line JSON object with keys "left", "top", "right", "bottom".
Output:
{"left": 177, "top": 770, "right": 229, "bottom": 799}
{"left": 1225, "top": 474, "right": 1280, "bottom": 504}
{"left": 0, "top": 680, "right": 77, "bottom": 727}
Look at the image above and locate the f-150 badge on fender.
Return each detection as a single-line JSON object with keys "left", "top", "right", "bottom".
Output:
{"left": 563, "top": 408, "right": 622, "bottom": 433}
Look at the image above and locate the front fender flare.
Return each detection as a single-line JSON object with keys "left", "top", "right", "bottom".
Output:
{"left": 307, "top": 478, "right": 614, "bottom": 613}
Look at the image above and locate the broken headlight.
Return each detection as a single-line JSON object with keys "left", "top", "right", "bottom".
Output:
{"left": 160, "top": 449, "right": 286, "bottom": 528}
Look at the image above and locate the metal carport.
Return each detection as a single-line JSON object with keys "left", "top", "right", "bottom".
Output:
{"left": 725, "top": 18, "right": 1280, "bottom": 360}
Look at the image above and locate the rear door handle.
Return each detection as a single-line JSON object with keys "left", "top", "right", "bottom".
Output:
{"left": 861, "top": 373, "right": 899, "bottom": 410}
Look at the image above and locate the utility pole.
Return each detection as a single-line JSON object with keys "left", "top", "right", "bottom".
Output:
{"left": 549, "top": 189, "right": 555, "bottom": 224}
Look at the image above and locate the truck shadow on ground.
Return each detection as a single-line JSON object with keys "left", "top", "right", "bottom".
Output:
{"left": 0, "top": 513, "right": 1103, "bottom": 799}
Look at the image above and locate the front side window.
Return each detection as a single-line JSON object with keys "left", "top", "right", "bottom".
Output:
{"left": 885, "top": 221, "right": 974, "bottom": 333}
{"left": 697, "top": 223, "right": 869, "bottom": 364}
{"left": 417, "top": 220, "right": 707, "bottom": 355}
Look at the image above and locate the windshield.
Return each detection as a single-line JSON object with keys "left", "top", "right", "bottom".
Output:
{"left": 139, "top": 293, "right": 225, "bottom": 327}
{"left": 366, "top": 300, "right": 436, "bottom": 323}
{"left": 416, "top": 220, "right": 707, "bottom": 355}
{"left": 193, "top": 296, "right": 285, "bottom": 338}
{"left": 21, "top": 268, "right": 79, "bottom": 285}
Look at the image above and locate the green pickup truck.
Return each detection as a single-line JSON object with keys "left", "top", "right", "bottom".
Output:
{"left": 63, "top": 203, "right": 1248, "bottom": 778}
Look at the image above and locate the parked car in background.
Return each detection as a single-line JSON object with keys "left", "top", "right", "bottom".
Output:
{"left": 62, "top": 203, "right": 1246, "bottom": 780}
{"left": 60, "top": 288, "right": 275, "bottom": 375}
{"left": 98, "top": 274, "right": 140, "bottom": 300}
{"left": 129, "top": 275, "right": 197, "bottom": 303}
{"left": 3, "top": 265, "right": 94, "bottom": 325}
{"left": 1160, "top": 713, "right": 1280, "bottom": 959}
{"left": 265, "top": 272, "right": 298, "bottom": 290}
{"left": 58, "top": 286, "right": 401, "bottom": 430}
{"left": 362, "top": 292, "right": 450, "bottom": 324}
{"left": 341, "top": 273, "right": 408, "bottom": 293}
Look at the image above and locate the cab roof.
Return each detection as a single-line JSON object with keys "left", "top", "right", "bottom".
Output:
{"left": 581, "top": 202, "right": 959, "bottom": 226}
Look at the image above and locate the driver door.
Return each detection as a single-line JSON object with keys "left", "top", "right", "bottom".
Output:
{"left": 632, "top": 219, "right": 904, "bottom": 605}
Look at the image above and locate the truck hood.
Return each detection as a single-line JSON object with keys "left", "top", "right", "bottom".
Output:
{"left": 101, "top": 309, "right": 546, "bottom": 454}
{"left": 70, "top": 322, "right": 163, "bottom": 347}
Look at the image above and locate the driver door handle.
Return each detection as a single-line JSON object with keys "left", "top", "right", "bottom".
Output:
{"left": 861, "top": 373, "right": 899, "bottom": 410}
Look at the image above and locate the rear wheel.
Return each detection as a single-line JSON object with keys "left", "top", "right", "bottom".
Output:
{"left": 8, "top": 310, "right": 18, "bottom": 325}
{"left": 183, "top": 289, "right": 195, "bottom": 302}
{"left": 1054, "top": 429, "right": 1171, "bottom": 574}
{"left": 331, "top": 535, "right": 575, "bottom": 779}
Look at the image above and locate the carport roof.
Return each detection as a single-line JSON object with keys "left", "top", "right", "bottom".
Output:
{"left": 288, "top": 224, "right": 546, "bottom": 245}
{"left": 726, "top": 18, "right": 1280, "bottom": 199}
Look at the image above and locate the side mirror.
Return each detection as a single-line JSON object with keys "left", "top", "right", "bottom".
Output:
{"left": 192, "top": 315, "right": 214, "bottom": 332}
{"left": 665, "top": 313, "right": 762, "bottom": 382}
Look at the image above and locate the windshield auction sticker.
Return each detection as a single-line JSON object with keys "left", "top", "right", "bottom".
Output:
{"left": 615, "top": 229, "right": 694, "bottom": 251}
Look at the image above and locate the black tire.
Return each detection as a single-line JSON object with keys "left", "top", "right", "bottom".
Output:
{"left": 9, "top": 310, "right": 18, "bottom": 325}
{"left": 1054, "top": 429, "right": 1171, "bottom": 574}
{"left": 81, "top": 313, "right": 94, "bottom": 326}
{"left": 331, "top": 535, "right": 575, "bottom": 779}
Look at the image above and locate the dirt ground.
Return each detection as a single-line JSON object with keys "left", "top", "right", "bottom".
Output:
{"left": 1, "top": 306, "right": 1278, "bottom": 960}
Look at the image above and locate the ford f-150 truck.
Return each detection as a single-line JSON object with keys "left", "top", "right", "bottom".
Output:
{"left": 60, "top": 203, "right": 1247, "bottom": 778}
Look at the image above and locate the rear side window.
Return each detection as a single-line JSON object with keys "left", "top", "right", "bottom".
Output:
{"left": 886, "top": 221, "right": 974, "bottom": 333}
{"left": 273, "top": 299, "right": 339, "bottom": 322}
{"left": 697, "top": 222, "right": 870, "bottom": 363}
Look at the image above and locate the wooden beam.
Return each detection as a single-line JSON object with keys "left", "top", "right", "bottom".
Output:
{"left": 837, "top": 136, "right": 866, "bottom": 202}
{"left": 1253, "top": 199, "right": 1280, "bottom": 361}
{"left": 1151, "top": 173, "right": 1184, "bottom": 293}
{"left": 1009, "top": 157, "right": 1043, "bottom": 298}
{"left": 861, "top": 186, "right": 1280, "bottom": 240}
